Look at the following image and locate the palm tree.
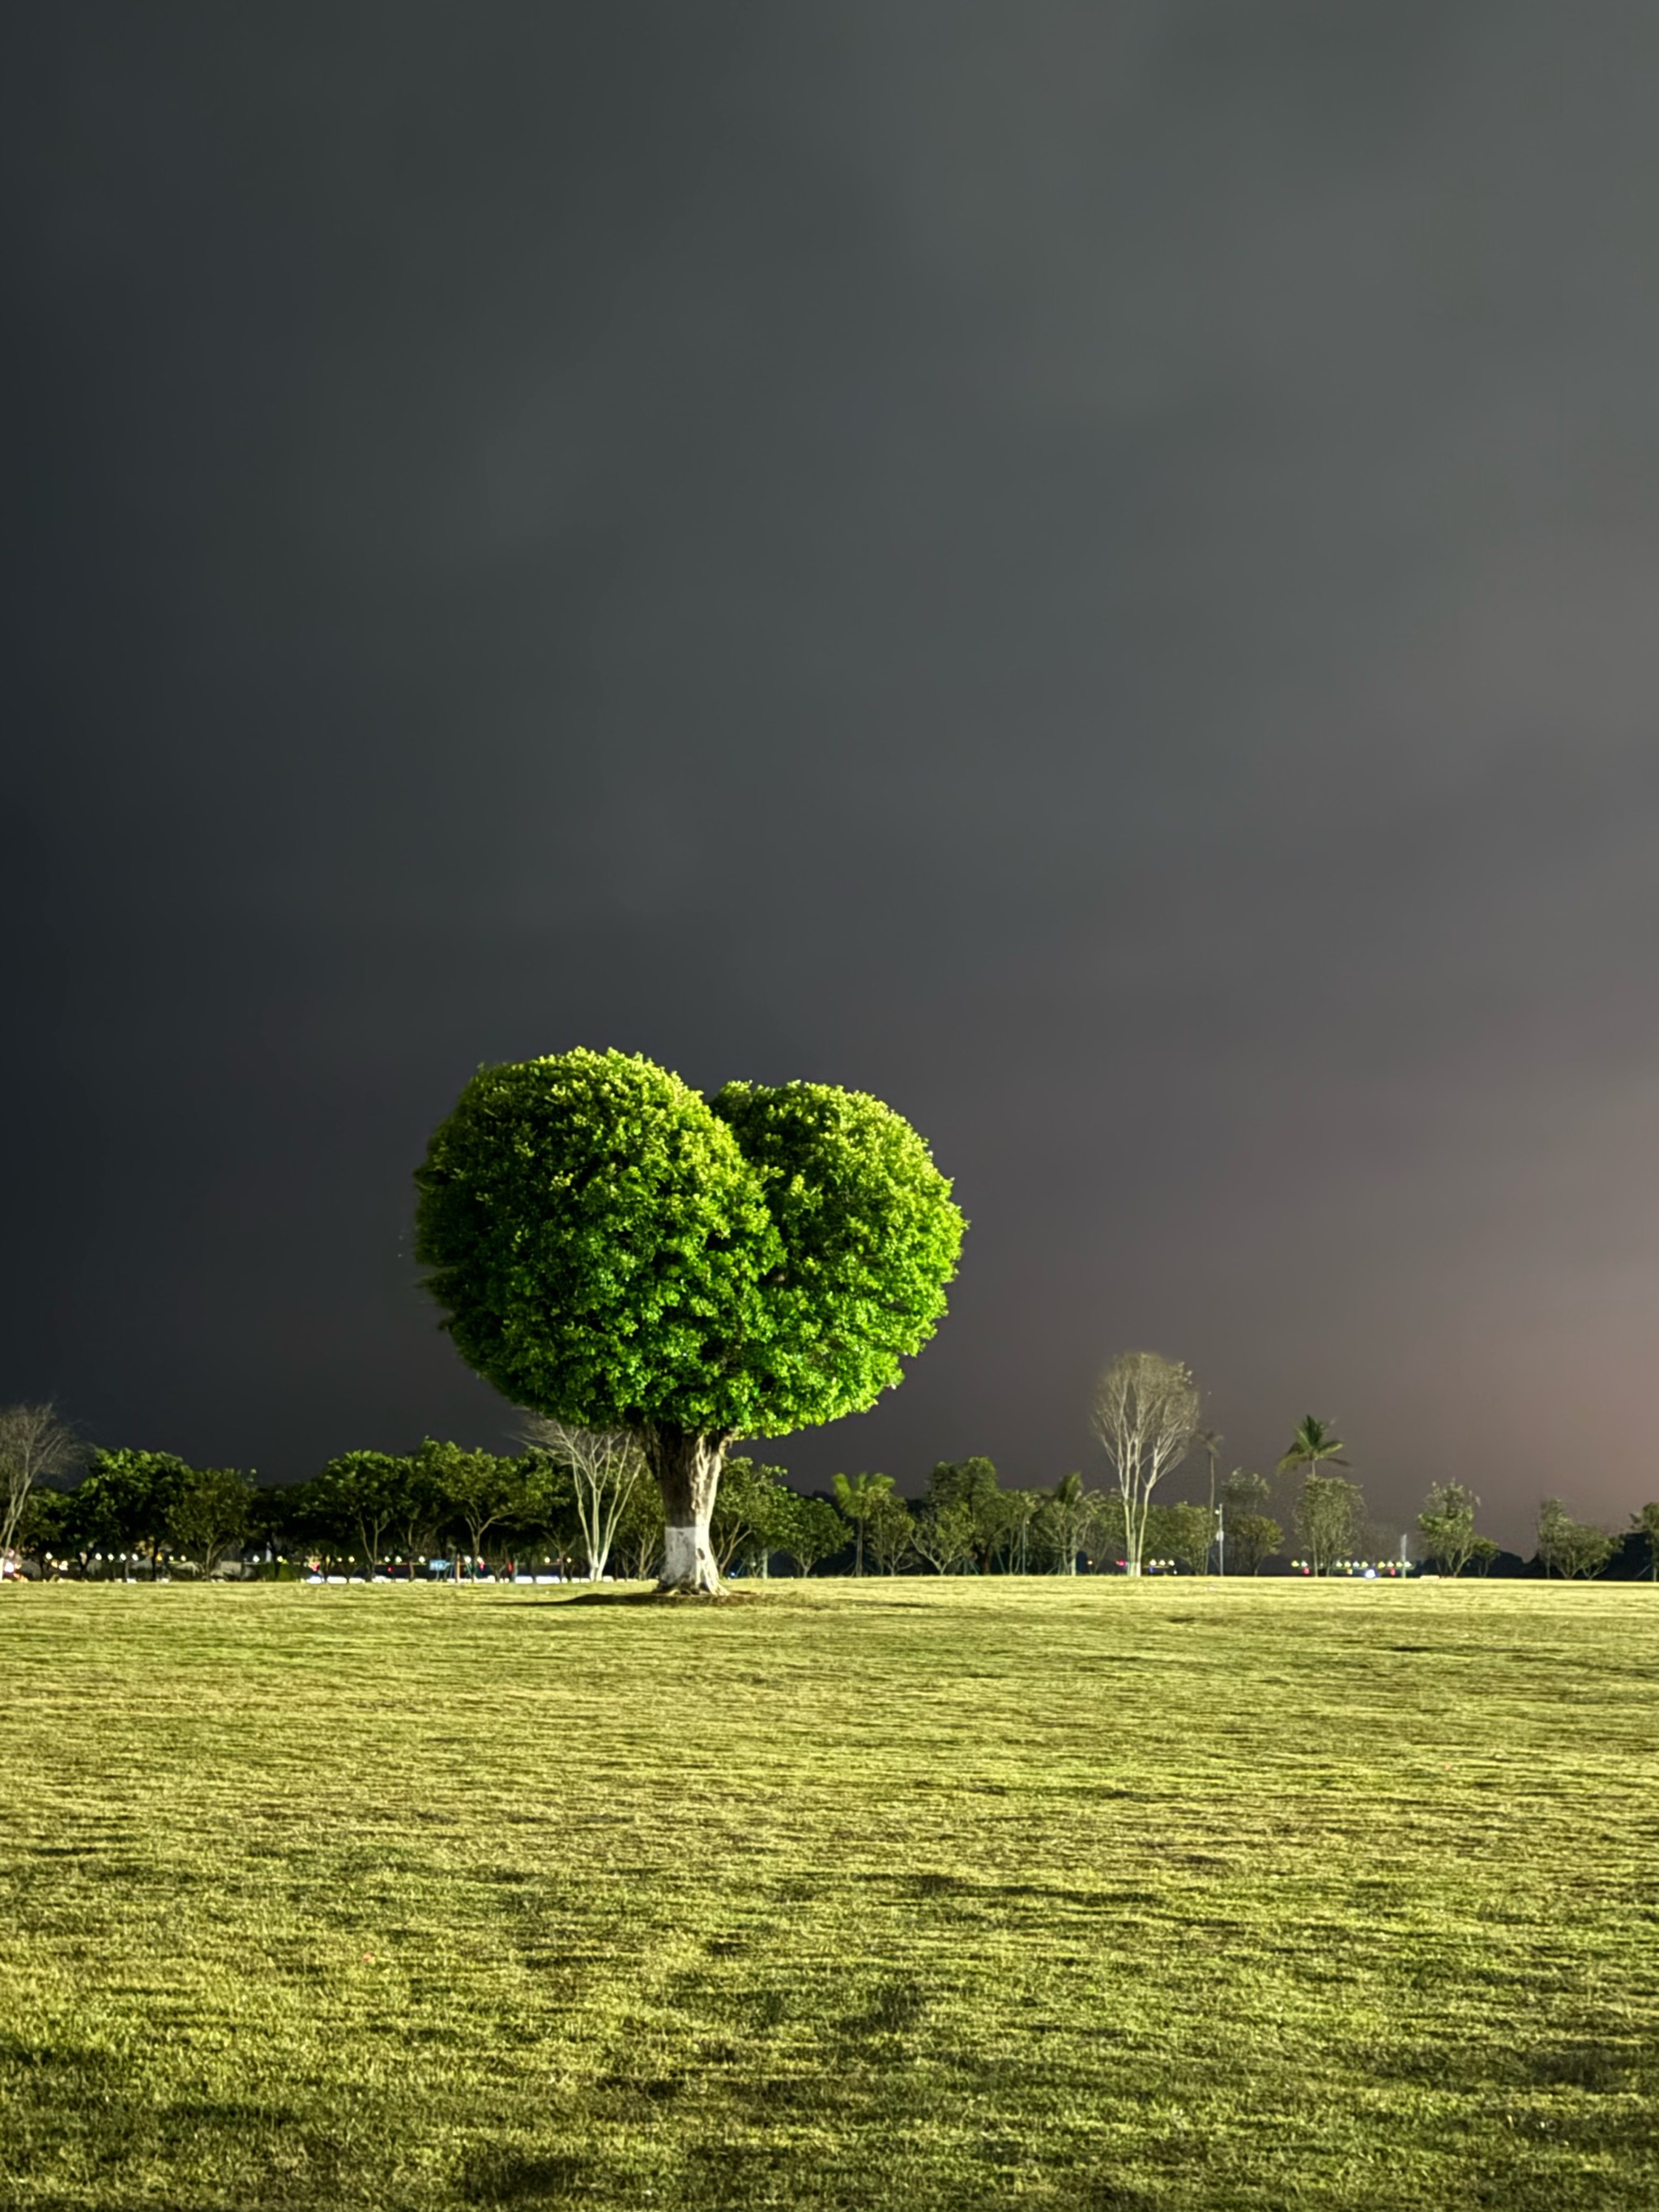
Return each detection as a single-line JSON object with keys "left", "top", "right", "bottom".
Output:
{"left": 832, "top": 1471, "right": 893, "bottom": 1576}
{"left": 1041, "top": 1471, "right": 1088, "bottom": 1575}
{"left": 1276, "top": 1416, "right": 1350, "bottom": 1487}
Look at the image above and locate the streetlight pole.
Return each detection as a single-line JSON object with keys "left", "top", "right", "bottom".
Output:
{"left": 1195, "top": 1429, "right": 1223, "bottom": 1574}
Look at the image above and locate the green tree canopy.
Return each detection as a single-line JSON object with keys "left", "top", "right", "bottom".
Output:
{"left": 771, "top": 1491, "right": 847, "bottom": 1578}
{"left": 1037, "top": 1471, "right": 1099, "bottom": 1575}
{"left": 1417, "top": 1482, "right": 1482, "bottom": 1577}
{"left": 1294, "top": 1471, "right": 1365, "bottom": 1575}
{"left": 416, "top": 1053, "right": 776, "bottom": 1438}
{"left": 608, "top": 1474, "right": 666, "bottom": 1583}
{"left": 926, "top": 1458, "right": 1004, "bottom": 1573}
{"left": 415, "top": 1051, "right": 964, "bottom": 1590}
{"left": 863, "top": 1490, "right": 915, "bottom": 1575}
{"left": 1634, "top": 1501, "right": 1659, "bottom": 1583}
{"left": 419, "top": 1440, "right": 534, "bottom": 1574}
{"left": 307, "top": 1451, "right": 414, "bottom": 1570}
{"left": 1158, "top": 1501, "right": 1216, "bottom": 1576}
{"left": 15, "top": 1483, "right": 67, "bottom": 1566}
{"left": 1218, "top": 1472, "right": 1281, "bottom": 1576}
{"left": 64, "top": 1450, "right": 191, "bottom": 1569}
{"left": 1535, "top": 1498, "right": 1614, "bottom": 1581}
{"left": 911, "top": 1498, "right": 978, "bottom": 1574}
{"left": 167, "top": 1467, "right": 254, "bottom": 1578}
{"left": 996, "top": 1488, "right": 1043, "bottom": 1574}
{"left": 1223, "top": 1509, "right": 1282, "bottom": 1577}
{"left": 710, "top": 1458, "right": 791, "bottom": 1574}
{"left": 832, "top": 1471, "right": 894, "bottom": 1575}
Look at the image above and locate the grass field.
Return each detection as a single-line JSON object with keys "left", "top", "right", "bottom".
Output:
{"left": 3, "top": 1578, "right": 1657, "bottom": 2210}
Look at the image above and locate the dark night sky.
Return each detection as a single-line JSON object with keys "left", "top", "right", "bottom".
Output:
{"left": 6, "top": 5, "right": 1659, "bottom": 1550}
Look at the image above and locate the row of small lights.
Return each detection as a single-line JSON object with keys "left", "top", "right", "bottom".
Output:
{"left": 30, "top": 1559, "right": 625, "bottom": 1577}
{"left": 1111, "top": 1558, "right": 1413, "bottom": 1575}
{"left": 1291, "top": 1559, "right": 1414, "bottom": 1578}
{"left": 42, "top": 1552, "right": 1417, "bottom": 1577}
{"left": 35, "top": 1552, "right": 565, "bottom": 1574}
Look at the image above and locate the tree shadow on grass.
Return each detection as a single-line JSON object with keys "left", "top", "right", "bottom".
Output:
{"left": 492, "top": 1587, "right": 769, "bottom": 1611}
{"left": 458, "top": 2150, "right": 589, "bottom": 2205}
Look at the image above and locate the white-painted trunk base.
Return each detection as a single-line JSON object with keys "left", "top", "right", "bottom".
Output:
{"left": 659, "top": 1521, "right": 720, "bottom": 1593}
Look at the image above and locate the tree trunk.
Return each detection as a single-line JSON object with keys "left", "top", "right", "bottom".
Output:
{"left": 642, "top": 1425, "right": 727, "bottom": 1593}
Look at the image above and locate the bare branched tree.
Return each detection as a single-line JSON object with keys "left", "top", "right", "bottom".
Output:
{"left": 520, "top": 1416, "right": 646, "bottom": 1581}
{"left": 1090, "top": 1352, "right": 1201, "bottom": 1578}
{"left": 0, "top": 1404, "right": 83, "bottom": 1565}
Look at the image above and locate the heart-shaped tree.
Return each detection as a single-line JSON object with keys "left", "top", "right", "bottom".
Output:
{"left": 414, "top": 1049, "right": 965, "bottom": 1591}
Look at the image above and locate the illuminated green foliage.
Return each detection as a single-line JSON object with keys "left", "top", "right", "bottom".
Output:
{"left": 62, "top": 1448, "right": 191, "bottom": 1563}
{"left": 708, "top": 1078, "right": 966, "bottom": 1428}
{"left": 414, "top": 1050, "right": 965, "bottom": 1441}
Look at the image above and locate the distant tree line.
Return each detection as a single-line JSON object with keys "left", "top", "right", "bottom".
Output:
{"left": 4, "top": 1391, "right": 1657, "bottom": 1585}
{"left": 0, "top": 1429, "right": 1267, "bottom": 1583}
